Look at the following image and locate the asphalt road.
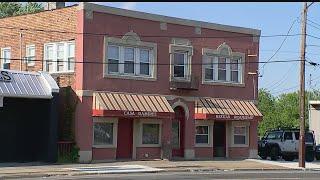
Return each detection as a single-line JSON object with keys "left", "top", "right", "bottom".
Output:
{"left": 20, "top": 170, "right": 320, "bottom": 180}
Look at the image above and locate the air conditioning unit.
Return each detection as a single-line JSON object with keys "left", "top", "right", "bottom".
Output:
{"left": 3, "top": 63, "right": 10, "bottom": 69}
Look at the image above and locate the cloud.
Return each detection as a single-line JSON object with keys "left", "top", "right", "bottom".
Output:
{"left": 120, "top": 2, "right": 137, "bottom": 10}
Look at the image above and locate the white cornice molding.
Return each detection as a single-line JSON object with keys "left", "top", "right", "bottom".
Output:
{"left": 79, "top": 2, "right": 261, "bottom": 36}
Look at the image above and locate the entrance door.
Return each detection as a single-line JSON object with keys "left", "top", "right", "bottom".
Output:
{"left": 213, "top": 122, "right": 226, "bottom": 157}
{"left": 116, "top": 118, "right": 133, "bottom": 159}
{"left": 172, "top": 106, "right": 185, "bottom": 157}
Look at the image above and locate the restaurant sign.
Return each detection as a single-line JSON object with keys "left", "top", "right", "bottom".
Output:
{"left": 123, "top": 111, "right": 157, "bottom": 117}
{"left": 0, "top": 71, "right": 12, "bottom": 82}
{"left": 215, "top": 114, "right": 254, "bottom": 120}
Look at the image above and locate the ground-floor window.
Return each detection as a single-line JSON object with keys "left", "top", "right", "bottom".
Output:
{"left": 195, "top": 125, "right": 209, "bottom": 144}
{"left": 233, "top": 126, "right": 247, "bottom": 145}
{"left": 93, "top": 122, "right": 114, "bottom": 145}
{"left": 142, "top": 123, "right": 160, "bottom": 145}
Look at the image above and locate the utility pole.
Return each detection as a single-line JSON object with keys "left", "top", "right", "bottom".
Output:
{"left": 299, "top": 2, "right": 307, "bottom": 168}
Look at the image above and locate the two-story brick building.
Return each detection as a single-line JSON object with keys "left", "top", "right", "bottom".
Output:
{"left": 0, "top": 2, "right": 262, "bottom": 163}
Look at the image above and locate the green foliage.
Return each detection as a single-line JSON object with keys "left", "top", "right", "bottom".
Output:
{"left": 57, "top": 145, "right": 80, "bottom": 164}
{"left": 61, "top": 86, "right": 78, "bottom": 141}
{"left": 0, "top": 2, "right": 43, "bottom": 18}
{"left": 258, "top": 89, "right": 320, "bottom": 136}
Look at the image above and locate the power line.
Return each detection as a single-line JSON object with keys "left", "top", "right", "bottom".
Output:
{"left": 265, "top": 62, "right": 298, "bottom": 91}
{"left": 271, "top": 73, "right": 320, "bottom": 95}
{"left": 0, "top": 57, "right": 305, "bottom": 65}
{"left": 307, "top": 18, "right": 320, "bottom": 28}
{"left": 0, "top": 25, "right": 303, "bottom": 39}
{"left": 259, "top": 17, "right": 299, "bottom": 76}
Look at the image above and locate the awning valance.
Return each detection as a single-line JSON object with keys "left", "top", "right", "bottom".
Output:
{"left": 0, "top": 70, "right": 59, "bottom": 99}
{"left": 195, "top": 98, "right": 262, "bottom": 121}
{"left": 92, "top": 92, "right": 174, "bottom": 118}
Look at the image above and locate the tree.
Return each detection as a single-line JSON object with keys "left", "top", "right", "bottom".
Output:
{"left": 0, "top": 2, "right": 43, "bottom": 18}
{"left": 257, "top": 89, "right": 320, "bottom": 137}
{"left": 257, "top": 88, "right": 277, "bottom": 136}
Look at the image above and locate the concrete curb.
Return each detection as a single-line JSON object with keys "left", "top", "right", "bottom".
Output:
{"left": 2, "top": 167, "right": 320, "bottom": 179}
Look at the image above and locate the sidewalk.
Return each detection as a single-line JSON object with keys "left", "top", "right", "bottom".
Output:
{"left": 248, "top": 159, "right": 320, "bottom": 170}
{"left": 0, "top": 159, "right": 289, "bottom": 179}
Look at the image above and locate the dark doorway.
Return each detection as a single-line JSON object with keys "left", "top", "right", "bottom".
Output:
{"left": 172, "top": 106, "right": 185, "bottom": 157}
{"left": 116, "top": 118, "right": 133, "bottom": 159}
{"left": 0, "top": 96, "right": 58, "bottom": 163}
{"left": 213, "top": 122, "right": 226, "bottom": 157}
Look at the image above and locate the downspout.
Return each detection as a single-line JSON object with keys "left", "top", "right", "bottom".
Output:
{"left": 19, "top": 32, "right": 23, "bottom": 71}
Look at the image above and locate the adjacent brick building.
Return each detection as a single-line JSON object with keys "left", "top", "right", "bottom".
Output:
{"left": 0, "top": 2, "right": 263, "bottom": 163}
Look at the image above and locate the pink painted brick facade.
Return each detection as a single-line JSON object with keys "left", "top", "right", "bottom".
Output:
{"left": 0, "top": 2, "right": 262, "bottom": 162}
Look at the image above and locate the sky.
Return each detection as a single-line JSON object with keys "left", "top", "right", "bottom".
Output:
{"left": 64, "top": 2, "right": 320, "bottom": 96}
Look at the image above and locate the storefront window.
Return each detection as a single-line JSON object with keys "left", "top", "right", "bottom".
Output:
{"left": 195, "top": 126, "right": 209, "bottom": 144}
{"left": 93, "top": 122, "right": 113, "bottom": 145}
{"left": 142, "top": 124, "right": 160, "bottom": 144}
{"left": 233, "top": 126, "right": 246, "bottom": 145}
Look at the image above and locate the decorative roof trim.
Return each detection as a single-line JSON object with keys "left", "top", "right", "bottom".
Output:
{"left": 79, "top": 2, "right": 261, "bottom": 36}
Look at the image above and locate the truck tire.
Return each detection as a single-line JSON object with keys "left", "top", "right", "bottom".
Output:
{"left": 270, "top": 146, "right": 279, "bottom": 161}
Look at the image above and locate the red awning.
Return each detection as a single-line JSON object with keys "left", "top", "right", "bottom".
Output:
{"left": 195, "top": 98, "right": 263, "bottom": 121}
{"left": 92, "top": 91, "right": 174, "bottom": 119}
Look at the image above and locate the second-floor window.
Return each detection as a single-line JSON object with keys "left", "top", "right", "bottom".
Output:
{"left": 204, "top": 56, "right": 242, "bottom": 83}
{"left": 1, "top": 47, "right": 11, "bottom": 69}
{"left": 44, "top": 41, "right": 75, "bottom": 73}
{"left": 26, "top": 45, "right": 35, "bottom": 66}
{"left": 203, "top": 43, "right": 244, "bottom": 84}
{"left": 173, "top": 52, "right": 187, "bottom": 78}
{"left": 106, "top": 44, "right": 153, "bottom": 77}
{"left": 169, "top": 38, "right": 193, "bottom": 81}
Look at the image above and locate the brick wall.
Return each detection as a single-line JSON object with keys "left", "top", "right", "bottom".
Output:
{"left": 0, "top": 5, "right": 78, "bottom": 87}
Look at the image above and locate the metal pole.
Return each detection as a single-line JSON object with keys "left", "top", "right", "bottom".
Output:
{"left": 19, "top": 32, "right": 22, "bottom": 71}
{"left": 299, "top": 2, "right": 307, "bottom": 168}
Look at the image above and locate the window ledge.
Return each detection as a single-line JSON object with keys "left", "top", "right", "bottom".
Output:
{"left": 230, "top": 144, "right": 249, "bottom": 148}
{"left": 138, "top": 144, "right": 161, "bottom": 148}
{"left": 170, "top": 78, "right": 191, "bottom": 82}
{"left": 49, "top": 71, "right": 75, "bottom": 75}
{"left": 92, "top": 145, "right": 117, "bottom": 148}
{"left": 195, "top": 144, "right": 211, "bottom": 148}
{"left": 202, "top": 81, "right": 245, "bottom": 87}
{"left": 104, "top": 74, "right": 157, "bottom": 81}
{"left": 27, "top": 64, "right": 35, "bottom": 67}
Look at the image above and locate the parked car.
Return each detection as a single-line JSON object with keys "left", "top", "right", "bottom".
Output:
{"left": 258, "top": 129, "right": 315, "bottom": 162}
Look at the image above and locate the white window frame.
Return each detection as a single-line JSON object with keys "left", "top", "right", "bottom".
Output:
{"left": 195, "top": 125, "right": 210, "bottom": 145}
{"left": 43, "top": 41, "right": 75, "bottom": 73}
{"left": 25, "top": 44, "right": 36, "bottom": 66}
{"left": 231, "top": 121, "right": 249, "bottom": 147}
{"left": 172, "top": 51, "right": 188, "bottom": 79}
{"left": 204, "top": 56, "right": 215, "bottom": 81}
{"left": 107, "top": 44, "right": 121, "bottom": 74}
{"left": 195, "top": 120, "right": 214, "bottom": 148}
{"left": 123, "top": 46, "right": 135, "bottom": 75}
{"left": 138, "top": 120, "right": 162, "bottom": 147}
{"left": 202, "top": 43, "right": 245, "bottom": 86}
{"left": 104, "top": 32, "right": 157, "bottom": 81}
{"left": 67, "top": 42, "right": 75, "bottom": 72}
{"left": 1, "top": 47, "right": 11, "bottom": 69}
{"left": 169, "top": 39, "right": 193, "bottom": 82}
{"left": 92, "top": 117, "right": 118, "bottom": 148}
{"left": 230, "top": 58, "right": 241, "bottom": 83}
